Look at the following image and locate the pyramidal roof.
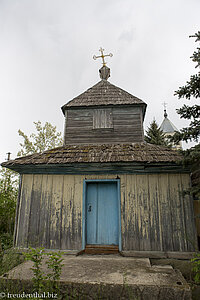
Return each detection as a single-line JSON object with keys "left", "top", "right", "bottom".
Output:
{"left": 160, "top": 110, "right": 178, "bottom": 133}
{"left": 61, "top": 79, "right": 147, "bottom": 112}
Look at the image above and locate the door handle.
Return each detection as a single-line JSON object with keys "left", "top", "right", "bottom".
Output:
{"left": 88, "top": 204, "right": 92, "bottom": 212}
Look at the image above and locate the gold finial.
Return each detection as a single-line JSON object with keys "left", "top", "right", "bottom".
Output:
{"left": 93, "top": 47, "right": 113, "bottom": 66}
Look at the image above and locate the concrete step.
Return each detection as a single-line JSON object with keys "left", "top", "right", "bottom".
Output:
{"left": 1, "top": 255, "right": 192, "bottom": 299}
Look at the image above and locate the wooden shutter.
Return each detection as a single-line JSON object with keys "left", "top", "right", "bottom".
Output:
{"left": 93, "top": 109, "right": 113, "bottom": 129}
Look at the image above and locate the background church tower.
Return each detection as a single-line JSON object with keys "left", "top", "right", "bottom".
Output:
{"left": 160, "top": 105, "right": 182, "bottom": 150}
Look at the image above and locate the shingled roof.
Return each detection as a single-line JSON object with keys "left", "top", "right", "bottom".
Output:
{"left": 2, "top": 143, "right": 182, "bottom": 169}
{"left": 61, "top": 80, "right": 146, "bottom": 113}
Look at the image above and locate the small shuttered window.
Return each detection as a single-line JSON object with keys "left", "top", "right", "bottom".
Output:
{"left": 93, "top": 109, "right": 113, "bottom": 129}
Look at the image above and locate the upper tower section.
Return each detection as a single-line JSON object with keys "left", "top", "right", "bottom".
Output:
{"left": 61, "top": 48, "right": 147, "bottom": 145}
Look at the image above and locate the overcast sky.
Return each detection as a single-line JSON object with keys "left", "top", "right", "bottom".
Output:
{"left": 0, "top": 0, "right": 199, "bottom": 163}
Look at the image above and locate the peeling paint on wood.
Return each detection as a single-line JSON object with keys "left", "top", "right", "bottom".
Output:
{"left": 14, "top": 173, "right": 197, "bottom": 252}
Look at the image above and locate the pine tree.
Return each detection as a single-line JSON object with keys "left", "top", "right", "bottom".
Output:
{"left": 145, "top": 120, "right": 169, "bottom": 146}
{"left": 172, "top": 31, "right": 200, "bottom": 197}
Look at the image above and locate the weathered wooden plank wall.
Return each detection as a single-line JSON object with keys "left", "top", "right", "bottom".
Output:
{"left": 15, "top": 174, "right": 33, "bottom": 247}
{"left": 15, "top": 173, "right": 197, "bottom": 252}
{"left": 121, "top": 173, "right": 197, "bottom": 251}
{"left": 191, "top": 164, "right": 200, "bottom": 244}
{"left": 64, "top": 107, "right": 144, "bottom": 144}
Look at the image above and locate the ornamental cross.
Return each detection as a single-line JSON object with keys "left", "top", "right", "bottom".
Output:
{"left": 162, "top": 101, "right": 168, "bottom": 109}
{"left": 93, "top": 47, "right": 113, "bottom": 66}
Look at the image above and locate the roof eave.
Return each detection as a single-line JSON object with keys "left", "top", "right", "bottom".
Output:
{"left": 61, "top": 102, "right": 147, "bottom": 115}
{"left": 1, "top": 161, "right": 190, "bottom": 175}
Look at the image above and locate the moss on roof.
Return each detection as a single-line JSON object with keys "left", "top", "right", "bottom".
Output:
{"left": 2, "top": 143, "right": 182, "bottom": 169}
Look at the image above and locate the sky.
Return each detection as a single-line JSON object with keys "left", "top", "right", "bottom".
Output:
{"left": 0, "top": 0, "right": 199, "bottom": 163}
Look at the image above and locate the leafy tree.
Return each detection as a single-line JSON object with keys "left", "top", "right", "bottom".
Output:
{"left": 18, "top": 121, "right": 63, "bottom": 156}
{"left": 0, "top": 168, "right": 18, "bottom": 250}
{"left": 172, "top": 31, "right": 200, "bottom": 198}
{"left": 0, "top": 121, "right": 63, "bottom": 250}
{"left": 145, "top": 120, "right": 170, "bottom": 146}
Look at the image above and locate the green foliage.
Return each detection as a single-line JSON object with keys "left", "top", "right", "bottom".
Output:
{"left": 175, "top": 31, "right": 200, "bottom": 101}
{"left": 180, "top": 144, "right": 200, "bottom": 166}
{"left": 172, "top": 31, "right": 200, "bottom": 198}
{"left": 18, "top": 121, "right": 63, "bottom": 157}
{"left": 0, "top": 233, "right": 13, "bottom": 251}
{"left": 0, "top": 121, "right": 63, "bottom": 252}
{"left": 46, "top": 252, "right": 63, "bottom": 282}
{"left": 0, "top": 167, "right": 18, "bottom": 249}
{"left": 145, "top": 120, "right": 170, "bottom": 146}
{"left": 172, "top": 104, "right": 200, "bottom": 143}
{"left": 24, "top": 247, "right": 63, "bottom": 295}
{"left": 0, "top": 248, "right": 24, "bottom": 276}
{"left": 24, "top": 247, "right": 45, "bottom": 292}
{"left": 173, "top": 31, "right": 200, "bottom": 144}
{"left": 175, "top": 74, "right": 200, "bottom": 100}
{"left": 191, "top": 252, "right": 200, "bottom": 284}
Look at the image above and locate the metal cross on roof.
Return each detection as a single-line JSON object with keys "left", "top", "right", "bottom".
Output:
{"left": 93, "top": 47, "right": 113, "bottom": 66}
{"left": 162, "top": 102, "right": 168, "bottom": 118}
{"left": 162, "top": 102, "right": 168, "bottom": 109}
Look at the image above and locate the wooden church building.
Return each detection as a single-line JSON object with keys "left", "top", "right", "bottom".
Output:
{"left": 2, "top": 49, "right": 197, "bottom": 255}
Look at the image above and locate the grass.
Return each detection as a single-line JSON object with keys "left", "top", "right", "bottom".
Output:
{"left": 0, "top": 247, "right": 25, "bottom": 276}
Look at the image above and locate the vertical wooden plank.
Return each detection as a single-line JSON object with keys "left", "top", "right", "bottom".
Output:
{"left": 124, "top": 174, "right": 129, "bottom": 249}
{"left": 72, "top": 175, "right": 83, "bottom": 249}
{"left": 140, "top": 109, "right": 144, "bottom": 141}
{"left": 180, "top": 174, "right": 198, "bottom": 251}
{"left": 64, "top": 110, "right": 68, "bottom": 146}
{"left": 126, "top": 174, "right": 140, "bottom": 251}
{"left": 61, "top": 175, "right": 76, "bottom": 249}
{"left": 16, "top": 174, "right": 34, "bottom": 247}
{"left": 135, "top": 175, "right": 151, "bottom": 251}
{"left": 148, "top": 174, "right": 162, "bottom": 251}
{"left": 101, "top": 110, "right": 104, "bottom": 128}
{"left": 38, "top": 174, "right": 53, "bottom": 248}
{"left": 168, "top": 174, "right": 187, "bottom": 251}
{"left": 120, "top": 174, "right": 126, "bottom": 250}
{"left": 28, "top": 175, "right": 43, "bottom": 247}
{"left": 13, "top": 175, "right": 22, "bottom": 247}
{"left": 158, "top": 174, "right": 173, "bottom": 251}
{"left": 108, "top": 108, "right": 113, "bottom": 128}
{"left": 194, "top": 200, "right": 200, "bottom": 237}
{"left": 117, "top": 179, "right": 122, "bottom": 251}
{"left": 133, "top": 174, "right": 140, "bottom": 251}
{"left": 93, "top": 110, "right": 97, "bottom": 129}
{"left": 49, "top": 175, "right": 64, "bottom": 249}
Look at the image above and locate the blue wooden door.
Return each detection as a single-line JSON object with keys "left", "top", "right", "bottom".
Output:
{"left": 86, "top": 182, "right": 119, "bottom": 245}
